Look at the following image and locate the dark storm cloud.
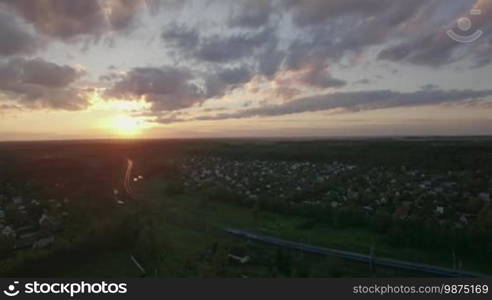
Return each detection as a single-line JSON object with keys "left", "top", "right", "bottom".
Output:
{"left": 0, "top": 58, "right": 88, "bottom": 110}
{"left": 0, "top": 11, "right": 39, "bottom": 56}
{"left": 0, "top": 0, "right": 155, "bottom": 40}
{"left": 153, "top": 89, "right": 492, "bottom": 123}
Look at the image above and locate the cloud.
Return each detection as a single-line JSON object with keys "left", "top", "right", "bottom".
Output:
{"left": 21, "top": 58, "right": 84, "bottom": 88}
{"left": 378, "top": 32, "right": 462, "bottom": 67}
{"left": 353, "top": 79, "right": 371, "bottom": 85}
{"left": 161, "top": 0, "right": 481, "bottom": 94}
{"left": 194, "top": 28, "right": 276, "bottom": 63}
{"left": 0, "top": 0, "right": 154, "bottom": 40}
{"left": 298, "top": 67, "right": 346, "bottom": 88}
{"left": 161, "top": 23, "right": 199, "bottom": 50}
{"left": 0, "top": 11, "right": 39, "bottom": 56}
{"left": 256, "top": 43, "right": 285, "bottom": 78}
{"left": 162, "top": 21, "right": 279, "bottom": 62}
{"left": 201, "top": 65, "right": 254, "bottom": 99}
{"left": 379, "top": 0, "right": 492, "bottom": 67}
{"left": 217, "top": 65, "right": 252, "bottom": 85}
{"left": 152, "top": 89, "right": 492, "bottom": 123}
{"left": 0, "top": 103, "right": 22, "bottom": 111}
{"left": 421, "top": 84, "right": 440, "bottom": 91}
{"left": 105, "top": 0, "right": 151, "bottom": 31}
{"left": 269, "top": 66, "right": 346, "bottom": 98}
{"left": 0, "top": 58, "right": 88, "bottom": 110}
{"left": 0, "top": 0, "right": 105, "bottom": 39}
{"left": 104, "top": 64, "right": 257, "bottom": 111}
{"left": 104, "top": 66, "right": 204, "bottom": 111}
{"left": 281, "top": 0, "right": 394, "bottom": 27}
{"left": 228, "top": 0, "right": 274, "bottom": 28}
{"left": 4, "top": 0, "right": 490, "bottom": 119}
{"left": 162, "top": 20, "right": 287, "bottom": 83}
{"left": 283, "top": 0, "right": 430, "bottom": 70}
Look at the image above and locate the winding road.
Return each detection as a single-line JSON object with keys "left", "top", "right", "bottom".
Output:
{"left": 123, "top": 158, "right": 135, "bottom": 197}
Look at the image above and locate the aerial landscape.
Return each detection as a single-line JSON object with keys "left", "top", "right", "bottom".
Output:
{"left": 0, "top": 138, "right": 491, "bottom": 277}
{"left": 0, "top": 0, "right": 492, "bottom": 279}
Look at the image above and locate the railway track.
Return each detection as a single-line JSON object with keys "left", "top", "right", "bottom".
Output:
{"left": 224, "top": 228, "right": 487, "bottom": 278}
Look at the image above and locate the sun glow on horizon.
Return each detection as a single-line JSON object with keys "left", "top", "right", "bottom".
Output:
{"left": 89, "top": 94, "right": 151, "bottom": 137}
{"left": 108, "top": 115, "right": 146, "bottom": 136}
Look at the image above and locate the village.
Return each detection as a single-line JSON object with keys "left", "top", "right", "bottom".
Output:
{"left": 180, "top": 156, "right": 492, "bottom": 229}
{"left": 0, "top": 182, "right": 66, "bottom": 254}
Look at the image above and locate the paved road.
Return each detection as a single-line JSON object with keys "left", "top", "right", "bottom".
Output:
{"left": 123, "top": 158, "right": 134, "bottom": 196}
{"left": 224, "top": 228, "right": 486, "bottom": 278}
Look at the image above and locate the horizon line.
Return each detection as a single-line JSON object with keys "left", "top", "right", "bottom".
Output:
{"left": 1, "top": 134, "right": 492, "bottom": 144}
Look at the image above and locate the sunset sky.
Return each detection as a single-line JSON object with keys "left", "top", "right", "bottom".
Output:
{"left": 0, "top": 0, "right": 491, "bottom": 140}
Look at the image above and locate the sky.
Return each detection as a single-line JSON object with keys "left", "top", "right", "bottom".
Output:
{"left": 0, "top": 0, "right": 491, "bottom": 140}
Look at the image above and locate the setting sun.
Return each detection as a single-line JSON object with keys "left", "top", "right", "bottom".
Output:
{"left": 110, "top": 115, "right": 144, "bottom": 136}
